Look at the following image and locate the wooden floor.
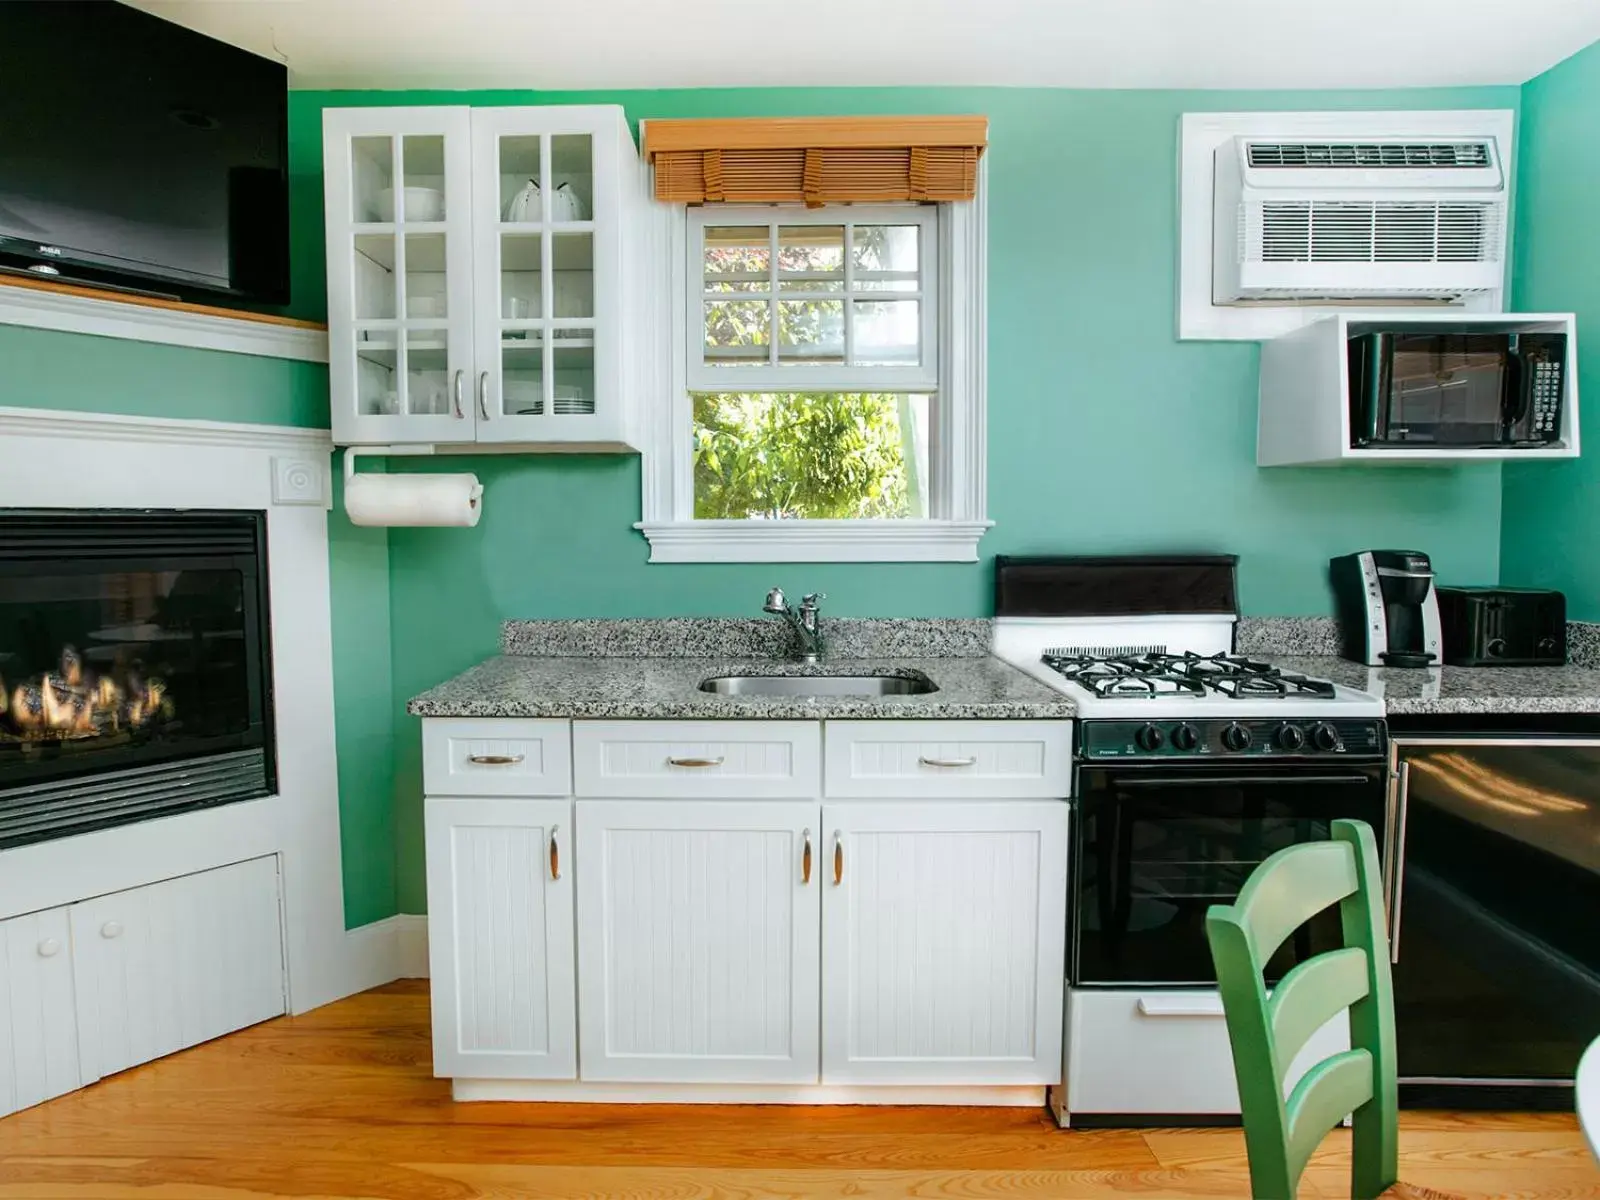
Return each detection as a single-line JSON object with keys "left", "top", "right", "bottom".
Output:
{"left": 1, "top": 981, "right": 1595, "bottom": 1199}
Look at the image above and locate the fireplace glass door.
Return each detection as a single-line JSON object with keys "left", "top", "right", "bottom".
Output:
{"left": 0, "top": 511, "right": 274, "bottom": 847}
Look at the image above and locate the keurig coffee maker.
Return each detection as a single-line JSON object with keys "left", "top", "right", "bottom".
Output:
{"left": 1330, "top": 550, "right": 1442, "bottom": 667}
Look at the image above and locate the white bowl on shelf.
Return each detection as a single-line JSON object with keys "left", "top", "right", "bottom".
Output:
{"left": 376, "top": 186, "right": 444, "bottom": 223}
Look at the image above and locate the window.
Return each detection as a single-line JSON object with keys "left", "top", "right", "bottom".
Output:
{"left": 638, "top": 189, "right": 988, "bottom": 563}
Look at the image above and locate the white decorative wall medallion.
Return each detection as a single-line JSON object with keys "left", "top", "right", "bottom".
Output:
{"left": 273, "top": 456, "right": 330, "bottom": 507}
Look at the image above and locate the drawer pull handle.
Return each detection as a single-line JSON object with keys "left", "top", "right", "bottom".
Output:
{"left": 801, "top": 828, "right": 813, "bottom": 885}
{"left": 37, "top": 938, "right": 61, "bottom": 958}
{"left": 668, "top": 756, "right": 724, "bottom": 768}
{"left": 919, "top": 755, "right": 978, "bottom": 769}
{"left": 101, "top": 921, "right": 123, "bottom": 940}
{"left": 549, "top": 824, "right": 561, "bottom": 881}
{"left": 467, "top": 754, "right": 525, "bottom": 766}
{"left": 832, "top": 831, "right": 844, "bottom": 886}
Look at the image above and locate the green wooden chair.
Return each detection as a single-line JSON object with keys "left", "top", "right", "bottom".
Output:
{"left": 1205, "top": 818, "right": 1399, "bottom": 1200}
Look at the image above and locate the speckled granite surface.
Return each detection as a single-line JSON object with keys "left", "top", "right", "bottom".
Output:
{"left": 1235, "top": 616, "right": 1342, "bottom": 657}
{"left": 1567, "top": 621, "right": 1600, "bottom": 668}
{"left": 408, "top": 654, "right": 1074, "bottom": 720}
{"left": 1274, "top": 654, "right": 1600, "bottom": 715}
{"left": 502, "top": 617, "right": 993, "bottom": 659}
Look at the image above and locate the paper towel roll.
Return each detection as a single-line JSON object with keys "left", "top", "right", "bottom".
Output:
{"left": 344, "top": 473, "right": 483, "bottom": 528}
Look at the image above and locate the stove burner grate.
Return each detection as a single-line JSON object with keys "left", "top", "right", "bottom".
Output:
{"left": 1041, "top": 650, "right": 1337, "bottom": 701}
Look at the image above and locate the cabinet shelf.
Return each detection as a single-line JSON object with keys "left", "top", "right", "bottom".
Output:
{"left": 499, "top": 220, "right": 596, "bottom": 236}
{"left": 352, "top": 222, "right": 449, "bottom": 236}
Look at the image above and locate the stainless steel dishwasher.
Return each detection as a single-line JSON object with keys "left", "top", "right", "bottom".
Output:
{"left": 1388, "top": 716, "right": 1600, "bottom": 1108}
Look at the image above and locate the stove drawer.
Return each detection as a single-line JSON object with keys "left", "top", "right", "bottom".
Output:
{"left": 823, "top": 720, "right": 1073, "bottom": 799}
{"left": 1064, "top": 989, "right": 1347, "bottom": 1117}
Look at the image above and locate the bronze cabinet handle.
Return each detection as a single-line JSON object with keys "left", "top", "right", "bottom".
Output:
{"left": 801, "top": 828, "right": 812, "bottom": 884}
{"left": 667, "top": 756, "right": 724, "bottom": 768}
{"left": 549, "top": 824, "right": 561, "bottom": 881}
{"left": 832, "top": 831, "right": 844, "bottom": 886}
{"left": 467, "top": 753, "right": 524, "bottom": 766}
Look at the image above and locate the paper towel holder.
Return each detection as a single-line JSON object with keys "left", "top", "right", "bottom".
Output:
{"left": 343, "top": 445, "right": 484, "bottom": 527}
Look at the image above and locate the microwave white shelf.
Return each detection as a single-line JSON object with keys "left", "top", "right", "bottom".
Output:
{"left": 1258, "top": 312, "right": 1580, "bottom": 467}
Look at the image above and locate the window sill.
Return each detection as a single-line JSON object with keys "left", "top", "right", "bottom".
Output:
{"left": 635, "top": 519, "right": 993, "bottom": 564}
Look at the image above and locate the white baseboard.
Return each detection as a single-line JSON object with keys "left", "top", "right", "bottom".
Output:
{"left": 453, "top": 1080, "right": 1048, "bottom": 1106}
{"left": 341, "top": 913, "right": 429, "bottom": 994}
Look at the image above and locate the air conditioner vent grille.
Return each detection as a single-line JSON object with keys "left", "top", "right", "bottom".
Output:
{"left": 1246, "top": 141, "right": 1492, "bottom": 169}
{"left": 1243, "top": 201, "right": 1502, "bottom": 264}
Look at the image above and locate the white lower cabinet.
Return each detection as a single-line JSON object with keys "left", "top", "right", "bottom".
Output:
{"left": 0, "top": 907, "right": 83, "bottom": 1116}
{"left": 425, "top": 797, "right": 576, "bottom": 1080}
{"left": 575, "top": 799, "right": 820, "bottom": 1083}
{"left": 821, "top": 801, "right": 1070, "bottom": 1084}
{"left": 1, "top": 856, "right": 286, "bottom": 1119}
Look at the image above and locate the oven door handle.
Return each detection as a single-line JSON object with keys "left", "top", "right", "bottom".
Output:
{"left": 1110, "top": 774, "right": 1375, "bottom": 788}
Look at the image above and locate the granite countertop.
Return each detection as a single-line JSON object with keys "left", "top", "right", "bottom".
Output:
{"left": 407, "top": 655, "right": 1075, "bottom": 721}
{"left": 1275, "top": 655, "right": 1600, "bottom": 715}
{"left": 407, "top": 618, "right": 1075, "bottom": 720}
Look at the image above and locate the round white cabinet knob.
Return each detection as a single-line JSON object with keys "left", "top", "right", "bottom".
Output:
{"left": 101, "top": 921, "right": 123, "bottom": 939}
{"left": 37, "top": 938, "right": 61, "bottom": 958}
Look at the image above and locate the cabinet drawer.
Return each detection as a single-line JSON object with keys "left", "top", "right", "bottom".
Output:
{"left": 423, "top": 719, "right": 573, "bottom": 797}
{"left": 1065, "top": 990, "right": 1346, "bottom": 1116}
{"left": 573, "top": 721, "right": 820, "bottom": 798}
{"left": 823, "top": 720, "right": 1073, "bottom": 798}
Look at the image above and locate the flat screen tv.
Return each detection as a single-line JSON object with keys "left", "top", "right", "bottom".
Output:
{"left": 0, "top": 1, "right": 290, "bottom": 305}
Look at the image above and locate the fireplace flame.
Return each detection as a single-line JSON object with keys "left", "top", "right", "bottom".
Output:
{"left": 0, "top": 646, "right": 170, "bottom": 741}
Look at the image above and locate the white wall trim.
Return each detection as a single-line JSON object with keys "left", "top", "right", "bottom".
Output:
{"left": 343, "top": 914, "right": 431, "bottom": 991}
{"left": 1177, "top": 109, "right": 1517, "bottom": 341}
{"left": 636, "top": 162, "right": 989, "bottom": 563}
{"left": 0, "top": 407, "right": 353, "bottom": 1015}
{"left": 0, "top": 283, "right": 329, "bottom": 363}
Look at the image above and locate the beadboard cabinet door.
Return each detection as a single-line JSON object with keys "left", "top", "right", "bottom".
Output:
{"left": 820, "top": 801, "right": 1070, "bottom": 1085}
{"left": 0, "top": 906, "right": 83, "bottom": 1118}
{"left": 576, "top": 799, "right": 821, "bottom": 1083}
{"left": 70, "top": 856, "right": 287, "bottom": 1081}
{"left": 425, "top": 797, "right": 576, "bottom": 1080}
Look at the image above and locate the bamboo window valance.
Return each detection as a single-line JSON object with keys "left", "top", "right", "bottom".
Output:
{"left": 641, "top": 115, "right": 988, "bottom": 206}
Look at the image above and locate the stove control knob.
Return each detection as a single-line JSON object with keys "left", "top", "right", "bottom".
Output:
{"left": 1170, "top": 723, "right": 1199, "bottom": 752}
{"left": 1135, "top": 723, "right": 1165, "bottom": 752}
{"left": 1221, "top": 723, "right": 1252, "bottom": 752}
{"left": 1311, "top": 723, "right": 1342, "bottom": 752}
{"left": 1276, "top": 723, "right": 1306, "bottom": 751}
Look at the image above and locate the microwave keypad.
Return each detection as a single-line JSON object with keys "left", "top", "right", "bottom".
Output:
{"left": 1532, "top": 362, "right": 1562, "bottom": 436}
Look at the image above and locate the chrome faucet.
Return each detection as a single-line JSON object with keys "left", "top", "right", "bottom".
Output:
{"left": 763, "top": 587, "right": 826, "bottom": 663}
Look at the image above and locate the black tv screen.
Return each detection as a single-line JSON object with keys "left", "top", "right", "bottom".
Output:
{"left": 0, "top": 1, "right": 289, "bottom": 305}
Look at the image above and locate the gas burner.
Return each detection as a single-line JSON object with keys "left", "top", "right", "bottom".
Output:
{"left": 1041, "top": 650, "right": 1336, "bottom": 701}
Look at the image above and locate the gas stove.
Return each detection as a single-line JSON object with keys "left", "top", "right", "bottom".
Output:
{"left": 991, "top": 556, "right": 1385, "bottom": 761}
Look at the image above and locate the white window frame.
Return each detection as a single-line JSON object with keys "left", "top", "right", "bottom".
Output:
{"left": 635, "top": 165, "right": 989, "bottom": 564}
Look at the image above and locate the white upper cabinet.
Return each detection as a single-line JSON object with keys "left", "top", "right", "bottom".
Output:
{"left": 323, "top": 105, "right": 650, "bottom": 451}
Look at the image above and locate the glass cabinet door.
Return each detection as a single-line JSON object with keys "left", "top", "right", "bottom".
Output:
{"left": 324, "top": 108, "right": 476, "bottom": 444}
{"left": 471, "top": 109, "right": 622, "bottom": 446}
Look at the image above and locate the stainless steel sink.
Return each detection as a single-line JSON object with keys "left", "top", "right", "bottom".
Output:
{"left": 698, "top": 673, "right": 937, "bottom": 698}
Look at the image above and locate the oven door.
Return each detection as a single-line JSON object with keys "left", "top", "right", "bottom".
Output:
{"left": 1073, "top": 759, "right": 1389, "bottom": 987}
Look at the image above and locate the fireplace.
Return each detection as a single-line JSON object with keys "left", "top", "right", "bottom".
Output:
{"left": 0, "top": 510, "right": 275, "bottom": 848}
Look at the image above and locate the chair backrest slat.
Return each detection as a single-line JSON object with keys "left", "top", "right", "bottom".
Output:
{"left": 1286, "top": 1048, "right": 1376, "bottom": 1182}
{"left": 1269, "top": 945, "right": 1370, "bottom": 1082}
{"left": 1233, "top": 840, "right": 1358, "bottom": 965}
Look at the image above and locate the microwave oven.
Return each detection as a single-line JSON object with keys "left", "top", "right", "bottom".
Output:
{"left": 1348, "top": 331, "right": 1566, "bottom": 449}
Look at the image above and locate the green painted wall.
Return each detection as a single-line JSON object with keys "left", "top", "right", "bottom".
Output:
{"left": 290, "top": 83, "right": 1519, "bottom": 911}
{"left": 0, "top": 322, "right": 397, "bottom": 928}
{"left": 1502, "top": 41, "right": 1600, "bottom": 619}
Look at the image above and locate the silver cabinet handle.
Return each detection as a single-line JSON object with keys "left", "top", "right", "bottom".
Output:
{"left": 101, "top": 921, "right": 123, "bottom": 939}
{"left": 919, "top": 755, "right": 978, "bottom": 769}
{"left": 37, "top": 938, "right": 61, "bottom": 958}
{"left": 667, "top": 756, "right": 724, "bottom": 768}
{"left": 478, "top": 370, "right": 490, "bottom": 420}
{"left": 452, "top": 369, "right": 464, "bottom": 419}
{"left": 549, "top": 824, "right": 561, "bottom": 881}
{"left": 832, "top": 831, "right": 844, "bottom": 886}
{"left": 801, "top": 828, "right": 812, "bottom": 885}
{"left": 1390, "top": 761, "right": 1411, "bottom": 964}
{"left": 467, "top": 753, "right": 524, "bottom": 766}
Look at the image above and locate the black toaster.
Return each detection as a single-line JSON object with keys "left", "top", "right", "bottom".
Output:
{"left": 1436, "top": 587, "right": 1566, "bottom": 666}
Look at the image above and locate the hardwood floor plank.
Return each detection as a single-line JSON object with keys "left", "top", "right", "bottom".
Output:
{"left": 0, "top": 983, "right": 1593, "bottom": 1200}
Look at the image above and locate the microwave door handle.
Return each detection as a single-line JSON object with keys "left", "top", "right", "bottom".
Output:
{"left": 1501, "top": 346, "right": 1529, "bottom": 440}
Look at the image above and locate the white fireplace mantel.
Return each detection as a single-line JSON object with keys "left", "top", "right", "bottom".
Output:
{"left": 0, "top": 405, "right": 361, "bottom": 1014}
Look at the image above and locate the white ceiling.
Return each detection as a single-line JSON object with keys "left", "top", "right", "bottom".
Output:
{"left": 129, "top": 0, "right": 1600, "bottom": 91}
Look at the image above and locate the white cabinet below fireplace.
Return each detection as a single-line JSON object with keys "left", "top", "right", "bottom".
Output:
{"left": 0, "top": 856, "right": 286, "bottom": 1119}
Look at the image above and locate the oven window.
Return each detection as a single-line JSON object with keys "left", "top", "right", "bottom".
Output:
{"left": 1073, "top": 766, "right": 1387, "bottom": 986}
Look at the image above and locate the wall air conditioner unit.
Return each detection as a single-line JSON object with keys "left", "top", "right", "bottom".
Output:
{"left": 1213, "top": 136, "right": 1507, "bottom": 305}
